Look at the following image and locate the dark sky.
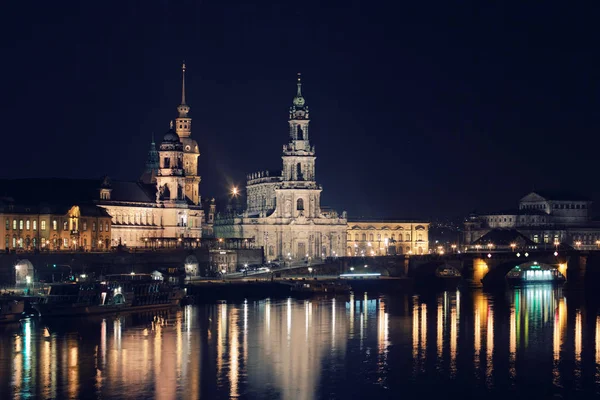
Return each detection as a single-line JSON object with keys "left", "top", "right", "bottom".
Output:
{"left": 1, "top": 1, "right": 598, "bottom": 220}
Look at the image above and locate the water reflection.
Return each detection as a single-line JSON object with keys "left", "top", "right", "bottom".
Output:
{"left": 1, "top": 286, "right": 600, "bottom": 398}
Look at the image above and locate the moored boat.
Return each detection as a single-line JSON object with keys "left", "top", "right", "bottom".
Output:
{"left": 287, "top": 280, "right": 352, "bottom": 296}
{"left": 0, "top": 300, "right": 25, "bottom": 323}
{"left": 33, "top": 274, "right": 185, "bottom": 317}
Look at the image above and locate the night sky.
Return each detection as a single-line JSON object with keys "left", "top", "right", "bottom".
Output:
{"left": 2, "top": 1, "right": 598, "bottom": 220}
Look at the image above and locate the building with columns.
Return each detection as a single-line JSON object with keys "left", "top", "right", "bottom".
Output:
{"left": 464, "top": 191, "right": 600, "bottom": 250}
{"left": 214, "top": 74, "right": 347, "bottom": 261}
{"left": 346, "top": 220, "right": 429, "bottom": 256}
{"left": 0, "top": 64, "right": 212, "bottom": 250}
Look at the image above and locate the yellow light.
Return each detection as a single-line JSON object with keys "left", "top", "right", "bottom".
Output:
{"left": 231, "top": 187, "right": 238, "bottom": 196}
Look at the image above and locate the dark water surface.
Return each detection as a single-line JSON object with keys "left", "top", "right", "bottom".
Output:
{"left": 2, "top": 287, "right": 600, "bottom": 399}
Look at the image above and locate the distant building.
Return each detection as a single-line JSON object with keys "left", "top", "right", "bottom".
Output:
{"left": 347, "top": 219, "right": 429, "bottom": 256}
{"left": 464, "top": 191, "right": 600, "bottom": 250}
{"left": 214, "top": 74, "right": 347, "bottom": 261}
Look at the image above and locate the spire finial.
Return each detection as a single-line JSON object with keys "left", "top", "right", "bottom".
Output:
{"left": 181, "top": 61, "right": 187, "bottom": 105}
{"left": 169, "top": 120, "right": 174, "bottom": 130}
{"left": 292, "top": 72, "right": 306, "bottom": 108}
{"left": 296, "top": 72, "right": 302, "bottom": 96}
{"left": 151, "top": 132, "right": 155, "bottom": 144}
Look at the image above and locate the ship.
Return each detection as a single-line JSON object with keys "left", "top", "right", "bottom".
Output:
{"left": 0, "top": 299, "right": 25, "bottom": 323}
{"left": 33, "top": 274, "right": 185, "bottom": 317}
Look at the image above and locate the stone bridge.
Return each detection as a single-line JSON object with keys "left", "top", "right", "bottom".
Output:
{"left": 0, "top": 248, "right": 210, "bottom": 285}
{"left": 323, "top": 250, "right": 598, "bottom": 287}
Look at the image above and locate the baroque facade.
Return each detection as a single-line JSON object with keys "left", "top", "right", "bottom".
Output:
{"left": 346, "top": 220, "right": 429, "bottom": 256}
{"left": 214, "top": 75, "right": 347, "bottom": 261}
{"left": 464, "top": 191, "right": 600, "bottom": 250}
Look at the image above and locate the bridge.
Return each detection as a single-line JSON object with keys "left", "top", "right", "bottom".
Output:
{"left": 311, "top": 249, "right": 599, "bottom": 288}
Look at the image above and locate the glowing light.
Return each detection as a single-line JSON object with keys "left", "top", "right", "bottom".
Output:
{"left": 339, "top": 273, "right": 381, "bottom": 277}
{"left": 231, "top": 187, "right": 239, "bottom": 196}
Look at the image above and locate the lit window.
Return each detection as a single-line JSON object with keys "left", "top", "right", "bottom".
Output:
{"left": 93, "top": 222, "right": 96, "bottom": 232}
{"left": 63, "top": 238, "right": 68, "bottom": 247}
{"left": 99, "top": 223, "right": 103, "bottom": 232}
{"left": 5, "top": 218, "right": 8, "bottom": 230}
{"left": 26, "top": 220, "right": 30, "bottom": 230}
{"left": 41, "top": 221, "right": 46, "bottom": 230}
{"left": 19, "top": 220, "right": 23, "bottom": 230}
{"left": 105, "top": 223, "right": 109, "bottom": 232}
{"left": 83, "top": 221, "right": 87, "bottom": 231}
{"left": 52, "top": 220, "right": 57, "bottom": 230}
{"left": 33, "top": 221, "right": 37, "bottom": 231}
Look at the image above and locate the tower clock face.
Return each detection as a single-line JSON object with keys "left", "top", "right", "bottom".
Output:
{"left": 185, "top": 145, "right": 191, "bottom": 151}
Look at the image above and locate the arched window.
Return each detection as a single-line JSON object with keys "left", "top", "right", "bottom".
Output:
{"left": 398, "top": 233, "right": 403, "bottom": 241}
{"left": 297, "top": 198, "right": 304, "bottom": 211}
{"left": 369, "top": 233, "right": 374, "bottom": 241}
{"left": 354, "top": 233, "right": 359, "bottom": 241}
{"left": 362, "top": 233, "right": 366, "bottom": 241}
{"left": 296, "top": 163, "right": 303, "bottom": 180}
{"left": 406, "top": 233, "right": 411, "bottom": 241}
{"left": 297, "top": 125, "right": 304, "bottom": 140}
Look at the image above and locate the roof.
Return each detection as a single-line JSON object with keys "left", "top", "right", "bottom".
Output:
{"left": 479, "top": 209, "right": 547, "bottom": 216}
{"left": 525, "top": 190, "right": 590, "bottom": 202}
{"left": 0, "top": 178, "right": 156, "bottom": 206}
{"left": 348, "top": 217, "right": 430, "bottom": 223}
{"left": 471, "top": 229, "right": 536, "bottom": 246}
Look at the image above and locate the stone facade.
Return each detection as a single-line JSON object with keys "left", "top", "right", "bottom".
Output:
{"left": 464, "top": 191, "right": 600, "bottom": 250}
{"left": 347, "top": 220, "right": 429, "bottom": 256}
{"left": 214, "top": 74, "right": 347, "bottom": 261}
{"left": 0, "top": 202, "right": 112, "bottom": 252}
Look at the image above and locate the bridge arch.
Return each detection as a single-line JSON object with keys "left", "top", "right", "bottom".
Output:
{"left": 482, "top": 260, "right": 565, "bottom": 287}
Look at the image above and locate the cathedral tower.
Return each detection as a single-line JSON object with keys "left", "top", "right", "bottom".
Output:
{"left": 174, "top": 63, "right": 201, "bottom": 205}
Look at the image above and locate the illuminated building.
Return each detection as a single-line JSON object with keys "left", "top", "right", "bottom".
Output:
{"left": 346, "top": 220, "right": 429, "bottom": 256}
{"left": 214, "top": 75, "right": 347, "bottom": 261}
{"left": 0, "top": 202, "right": 112, "bottom": 251}
{"left": 0, "top": 64, "right": 213, "bottom": 250}
{"left": 464, "top": 190, "right": 600, "bottom": 249}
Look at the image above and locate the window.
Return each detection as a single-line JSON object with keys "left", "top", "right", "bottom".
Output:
{"left": 82, "top": 221, "right": 87, "bottom": 231}
{"left": 377, "top": 234, "right": 381, "bottom": 240}
{"left": 406, "top": 234, "right": 411, "bottom": 241}
{"left": 41, "top": 220, "right": 46, "bottom": 231}
{"left": 5, "top": 219, "right": 8, "bottom": 230}
{"left": 99, "top": 223, "right": 103, "bottom": 232}
{"left": 354, "top": 233, "right": 358, "bottom": 241}
{"left": 4, "top": 236, "right": 8, "bottom": 249}
{"left": 418, "top": 233, "right": 423, "bottom": 241}
{"left": 12, "top": 237, "right": 16, "bottom": 248}
{"left": 26, "top": 220, "right": 30, "bottom": 230}
{"left": 105, "top": 223, "right": 109, "bottom": 232}
{"left": 63, "top": 221, "right": 68, "bottom": 230}
{"left": 297, "top": 198, "right": 304, "bottom": 211}
{"left": 369, "top": 234, "right": 374, "bottom": 241}
{"left": 533, "top": 235, "right": 539, "bottom": 243}
{"left": 164, "top": 157, "right": 170, "bottom": 168}
{"left": 33, "top": 221, "right": 37, "bottom": 231}
{"left": 362, "top": 233, "right": 366, "bottom": 241}
{"left": 19, "top": 220, "right": 23, "bottom": 230}
{"left": 93, "top": 222, "right": 96, "bottom": 232}
{"left": 63, "top": 238, "right": 68, "bottom": 247}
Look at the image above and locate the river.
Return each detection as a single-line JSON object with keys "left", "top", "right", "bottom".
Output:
{"left": 1, "top": 286, "right": 599, "bottom": 399}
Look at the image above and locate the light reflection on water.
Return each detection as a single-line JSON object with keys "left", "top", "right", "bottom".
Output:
{"left": 1, "top": 286, "right": 600, "bottom": 399}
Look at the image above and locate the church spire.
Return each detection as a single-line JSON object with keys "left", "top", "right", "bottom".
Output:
{"left": 177, "top": 62, "right": 190, "bottom": 118}
{"left": 292, "top": 72, "right": 305, "bottom": 108}
{"left": 181, "top": 62, "right": 187, "bottom": 105}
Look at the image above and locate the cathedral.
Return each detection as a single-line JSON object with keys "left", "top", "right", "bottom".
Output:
{"left": 214, "top": 75, "right": 347, "bottom": 261}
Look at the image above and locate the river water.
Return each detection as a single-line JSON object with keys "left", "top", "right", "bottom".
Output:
{"left": 1, "top": 286, "right": 600, "bottom": 399}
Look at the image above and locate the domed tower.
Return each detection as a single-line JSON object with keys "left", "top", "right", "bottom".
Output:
{"left": 156, "top": 121, "right": 186, "bottom": 205}
{"left": 174, "top": 62, "right": 201, "bottom": 205}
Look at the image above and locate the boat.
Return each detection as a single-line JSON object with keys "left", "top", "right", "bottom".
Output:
{"left": 0, "top": 299, "right": 25, "bottom": 323}
{"left": 506, "top": 267, "right": 565, "bottom": 286}
{"left": 287, "top": 280, "right": 351, "bottom": 296}
{"left": 33, "top": 274, "right": 185, "bottom": 317}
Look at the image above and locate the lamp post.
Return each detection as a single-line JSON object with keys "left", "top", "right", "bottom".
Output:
{"left": 575, "top": 241, "right": 582, "bottom": 250}
{"left": 451, "top": 244, "right": 457, "bottom": 253}
{"left": 510, "top": 243, "right": 517, "bottom": 252}
{"left": 308, "top": 266, "right": 313, "bottom": 277}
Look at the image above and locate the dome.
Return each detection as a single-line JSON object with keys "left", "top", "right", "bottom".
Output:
{"left": 163, "top": 127, "right": 180, "bottom": 143}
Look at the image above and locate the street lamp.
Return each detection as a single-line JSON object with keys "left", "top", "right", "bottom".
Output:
{"left": 510, "top": 243, "right": 516, "bottom": 252}
{"left": 231, "top": 187, "right": 238, "bottom": 196}
{"left": 451, "top": 244, "right": 457, "bottom": 253}
{"left": 575, "top": 241, "right": 582, "bottom": 250}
